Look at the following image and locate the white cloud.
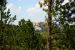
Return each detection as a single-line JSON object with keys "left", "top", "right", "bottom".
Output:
{"left": 7, "top": 2, "right": 40, "bottom": 16}
{"left": 35, "top": 3, "right": 40, "bottom": 8}
{"left": 7, "top": 3, "right": 14, "bottom": 9}
{"left": 26, "top": 7, "right": 38, "bottom": 15}
{"left": 7, "top": 3, "right": 23, "bottom": 15}
{"left": 26, "top": 3, "right": 41, "bottom": 15}
{"left": 62, "top": 0, "right": 69, "bottom": 5}
{"left": 6, "top": 1, "right": 46, "bottom": 24}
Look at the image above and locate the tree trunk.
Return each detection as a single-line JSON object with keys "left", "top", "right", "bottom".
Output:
{"left": 48, "top": 0, "right": 52, "bottom": 50}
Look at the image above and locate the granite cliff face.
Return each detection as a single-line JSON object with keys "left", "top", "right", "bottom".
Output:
{"left": 33, "top": 22, "right": 47, "bottom": 32}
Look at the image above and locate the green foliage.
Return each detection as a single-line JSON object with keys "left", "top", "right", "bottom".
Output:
{"left": 18, "top": 19, "right": 47, "bottom": 50}
{"left": 0, "top": 18, "right": 47, "bottom": 50}
{"left": 0, "top": 0, "right": 47, "bottom": 49}
{"left": 40, "top": 0, "right": 75, "bottom": 50}
{"left": 52, "top": 0, "right": 75, "bottom": 50}
{"left": 1, "top": 0, "right": 75, "bottom": 50}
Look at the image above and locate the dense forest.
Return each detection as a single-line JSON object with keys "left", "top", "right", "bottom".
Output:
{"left": 0, "top": 0, "right": 75, "bottom": 50}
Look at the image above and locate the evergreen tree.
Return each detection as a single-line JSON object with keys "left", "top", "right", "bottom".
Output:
{"left": 0, "top": 0, "right": 16, "bottom": 50}
{"left": 53, "top": 0, "right": 75, "bottom": 49}
{"left": 39, "top": 0, "right": 75, "bottom": 50}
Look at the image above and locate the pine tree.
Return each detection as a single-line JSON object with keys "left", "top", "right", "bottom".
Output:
{"left": 0, "top": 0, "right": 16, "bottom": 50}
{"left": 54, "top": 0, "right": 75, "bottom": 49}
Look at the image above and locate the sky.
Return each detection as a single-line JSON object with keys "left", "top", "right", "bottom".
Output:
{"left": 7, "top": 0, "right": 46, "bottom": 25}
{"left": 7, "top": 0, "right": 69, "bottom": 25}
